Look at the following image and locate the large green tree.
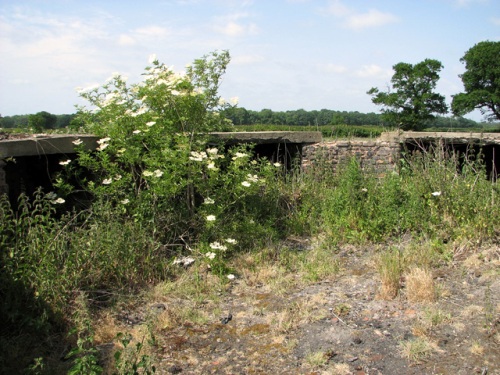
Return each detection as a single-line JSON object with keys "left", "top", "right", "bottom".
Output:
{"left": 27, "top": 111, "right": 57, "bottom": 131}
{"left": 451, "top": 40, "right": 500, "bottom": 122}
{"left": 367, "top": 59, "right": 448, "bottom": 130}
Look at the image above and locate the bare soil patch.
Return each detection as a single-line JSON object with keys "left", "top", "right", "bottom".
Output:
{"left": 101, "top": 241, "right": 499, "bottom": 375}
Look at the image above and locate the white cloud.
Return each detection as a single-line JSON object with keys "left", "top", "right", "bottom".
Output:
{"left": 325, "top": 0, "right": 350, "bottom": 17}
{"left": 345, "top": 9, "right": 399, "bottom": 30}
{"left": 212, "top": 12, "right": 259, "bottom": 37}
{"left": 324, "top": 0, "right": 398, "bottom": 30}
{"left": 215, "top": 21, "right": 258, "bottom": 36}
{"left": 232, "top": 54, "right": 265, "bottom": 65}
{"left": 134, "top": 25, "right": 170, "bottom": 38}
{"left": 320, "top": 63, "right": 348, "bottom": 73}
{"left": 118, "top": 34, "right": 136, "bottom": 45}
{"left": 356, "top": 64, "right": 392, "bottom": 78}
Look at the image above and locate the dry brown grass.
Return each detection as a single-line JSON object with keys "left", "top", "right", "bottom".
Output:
{"left": 377, "top": 248, "right": 402, "bottom": 300}
{"left": 405, "top": 267, "right": 436, "bottom": 303}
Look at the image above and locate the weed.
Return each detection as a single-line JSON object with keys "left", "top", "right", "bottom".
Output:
{"left": 377, "top": 247, "right": 403, "bottom": 299}
{"left": 113, "top": 333, "right": 156, "bottom": 375}
{"left": 305, "top": 350, "right": 329, "bottom": 367}
{"left": 399, "top": 337, "right": 434, "bottom": 362}
{"left": 405, "top": 267, "right": 436, "bottom": 303}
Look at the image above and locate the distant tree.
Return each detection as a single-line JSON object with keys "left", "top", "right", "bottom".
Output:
{"left": 367, "top": 59, "right": 448, "bottom": 130}
{"left": 451, "top": 40, "right": 500, "bottom": 122}
{"left": 28, "top": 111, "right": 57, "bottom": 132}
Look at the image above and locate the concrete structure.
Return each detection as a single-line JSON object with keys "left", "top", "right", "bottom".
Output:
{"left": 1, "top": 131, "right": 499, "bottom": 203}
{"left": 303, "top": 131, "right": 500, "bottom": 178}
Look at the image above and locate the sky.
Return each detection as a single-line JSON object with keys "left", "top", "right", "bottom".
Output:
{"left": 0, "top": 0, "right": 499, "bottom": 121}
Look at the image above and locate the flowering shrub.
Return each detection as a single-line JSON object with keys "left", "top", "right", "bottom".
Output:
{"left": 60, "top": 50, "right": 285, "bottom": 275}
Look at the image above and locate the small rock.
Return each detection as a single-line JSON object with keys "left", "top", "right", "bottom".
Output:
{"left": 220, "top": 313, "right": 232, "bottom": 324}
{"left": 168, "top": 365, "right": 183, "bottom": 374}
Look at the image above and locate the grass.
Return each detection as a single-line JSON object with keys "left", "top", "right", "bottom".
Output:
{"left": 399, "top": 337, "right": 435, "bottom": 363}
{"left": 405, "top": 267, "right": 436, "bottom": 303}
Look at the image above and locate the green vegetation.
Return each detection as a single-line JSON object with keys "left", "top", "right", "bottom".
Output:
{"left": 452, "top": 40, "right": 500, "bottom": 122}
{"left": 368, "top": 59, "right": 448, "bottom": 130}
{"left": 1, "top": 48, "right": 499, "bottom": 373}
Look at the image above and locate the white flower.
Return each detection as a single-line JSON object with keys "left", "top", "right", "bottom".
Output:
{"left": 241, "top": 181, "right": 251, "bottom": 187}
{"left": 97, "top": 143, "right": 109, "bottom": 151}
{"left": 189, "top": 151, "right": 208, "bottom": 161}
{"left": 97, "top": 137, "right": 111, "bottom": 144}
{"left": 218, "top": 98, "right": 226, "bottom": 106}
{"left": 59, "top": 159, "right": 71, "bottom": 166}
{"left": 204, "top": 197, "right": 215, "bottom": 205}
{"left": 225, "top": 238, "right": 237, "bottom": 244}
{"left": 246, "top": 174, "right": 259, "bottom": 182}
{"left": 206, "top": 215, "right": 216, "bottom": 222}
{"left": 154, "top": 169, "right": 163, "bottom": 177}
{"left": 52, "top": 197, "right": 65, "bottom": 204}
{"left": 209, "top": 242, "right": 227, "bottom": 251}
{"left": 114, "top": 174, "right": 122, "bottom": 181}
{"left": 102, "top": 178, "right": 112, "bottom": 185}
{"left": 230, "top": 97, "right": 239, "bottom": 106}
{"left": 148, "top": 53, "right": 157, "bottom": 64}
{"left": 273, "top": 162, "right": 281, "bottom": 167}
{"left": 171, "top": 90, "right": 180, "bottom": 96}
{"left": 227, "top": 274, "right": 236, "bottom": 280}
{"left": 143, "top": 170, "right": 154, "bottom": 177}
{"left": 431, "top": 191, "right": 442, "bottom": 197}
{"left": 173, "top": 256, "right": 195, "bottom": 267}
{"left": 361, "top": 188, "right": 368, "bottom": 193}
{"left": 72, "top": 139, "right": 83, "bottom": 146}
{"left": 205, "top": 252, "right": 216, "bottom": 260}
{"left": 207, "top": 162, "right": 217, "bottom": 170}
{"left": 233, "top": 152, "right": 248, "bottom": 159}
{"left": 146, "top": 121, "right": 156, "bottom": 127}
{"left": 121, "top": 199, "right": 130, "bottom": 204}
{"left": 206, "top": 148, "right": 218, "bottom": 155}
{"left": 132, "top": 129, "right": 142, "bottom": 134}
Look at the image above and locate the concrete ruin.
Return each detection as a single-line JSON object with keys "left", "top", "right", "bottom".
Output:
{"left": 1, "top": 131, "right": 499, "bottom": 204}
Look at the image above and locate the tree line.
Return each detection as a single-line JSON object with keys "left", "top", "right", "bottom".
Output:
{"left": 0, "top": 111, "right": 75, "bottom": 131}
{"left": 1, "top": 108, "right": 481, "bottom": 131}
{"left": 221, "top": 107, "right": 479, "bottom": 129}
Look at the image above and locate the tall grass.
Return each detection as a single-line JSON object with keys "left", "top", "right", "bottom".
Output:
{"left": 289, "top": 148, "right": 499, "bottom": 244}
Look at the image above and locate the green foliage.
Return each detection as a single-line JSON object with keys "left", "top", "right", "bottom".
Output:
{"left": 233, "top": 124, "right": 387, "bottom": 138}
{"left": 113, "top": 333, "right": 156, "bottom": 375}
{"left": 290, "top": 149, "right": 499, "bottom": 244}
{"left": 368, "top": 59, "right": 448, "bottom": 130}
{"left": 28, "top": 111, "right": 58, "bottom": 132}
{"left": 451, "top": 40, "right": 500, "bottom": 122}
{"left": 66, "top": 293, "right": 102, "bottom": 375}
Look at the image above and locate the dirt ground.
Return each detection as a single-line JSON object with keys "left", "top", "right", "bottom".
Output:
{"left": 104, "top": 240, "right": 499, "bottom": 375}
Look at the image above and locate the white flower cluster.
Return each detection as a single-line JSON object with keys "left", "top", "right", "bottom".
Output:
{"left": 241, "top": 173, "right": 260, "bottom": 187}
{"left": 97, "top": 137, "right": 111, "bottom": 151}
{"left": 189, "top": 148, "right": 225, "bottom": 166}
{"left": 142, "top": 169, "right": 164, "bottom": 178}
{"left": 173, "top": 256, "right": 195, "bottom": 267}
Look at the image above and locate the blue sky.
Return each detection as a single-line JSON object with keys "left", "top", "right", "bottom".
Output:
{"left": 1, "top": 0, "right": 499, "bottom": 121}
